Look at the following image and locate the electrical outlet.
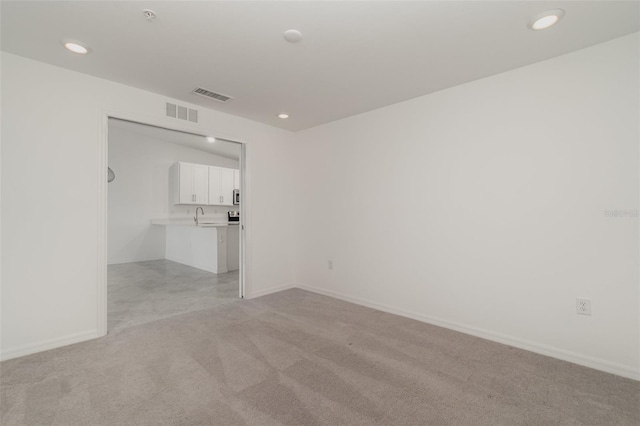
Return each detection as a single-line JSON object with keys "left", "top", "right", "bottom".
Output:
{"left": 328, "top": 260, "right": 333, "bottom": 270}
{"left": 576, "top": 298, "right": 591, "bottom": 315}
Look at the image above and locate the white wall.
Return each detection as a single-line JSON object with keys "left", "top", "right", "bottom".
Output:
{"left": 2, "top": 34, "right": 639, "bottom": 380}
{"left": 294, "top": 34, "right": 640, "bottom": 379}
{"left": 1, "top": 52, "right": 296, "bottom": 359}
{"left": 108, "top": 123, "right": 239, "bottom": 264}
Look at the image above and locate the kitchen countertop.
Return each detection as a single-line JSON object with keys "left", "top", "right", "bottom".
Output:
{"left": 151, "top": 219, "right": 240, "bottom": 227}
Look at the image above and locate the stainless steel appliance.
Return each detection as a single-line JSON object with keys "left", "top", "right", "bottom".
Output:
{"left": 228, "top": 210, "right": 240, "bottom": 222}
{"left": 233, "top": 189, "right": 240, "bottom": 205}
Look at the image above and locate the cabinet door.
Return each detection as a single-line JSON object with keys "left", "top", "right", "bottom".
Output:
{"left": 208, "top": 166, "right": 222, "bottom": 205}
{"left": 219, "top": 168, "right": 235, "bottom": 206}
{"left": 233, "top": 169, "right": 240, "bottom": 190}
{"left": 178, "top": 162, "right": 195, "bottom": 204}
{"left": 193, "top": 165, "right": 209, "bottom": 204}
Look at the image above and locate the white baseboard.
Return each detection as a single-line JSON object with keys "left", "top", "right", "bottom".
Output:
{"left": 249, "top": 284, "right": 296, "bottom": 299}
{"left": 164, "top": 256, "right": 217, "bottom": 274}
{"left": 296, "top": 284, "right": 640, "bottom": 381}
{"left": 1, "top": 330, "right": 99, "bottom": 362}
{"left": 107, "top": 256, "right": 165, "bottom": 265}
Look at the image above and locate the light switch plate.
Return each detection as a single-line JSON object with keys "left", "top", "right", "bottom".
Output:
{"left": 576, "top": 298, "right": 591, "bottom": 315}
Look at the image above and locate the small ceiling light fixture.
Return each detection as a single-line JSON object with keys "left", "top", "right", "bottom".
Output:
{"left": 206, "top": 136, "right": 216, "bottom": 143}
{"left": 63, "top": 41, "right": 90, "bottom": 54}
{"left": 278, "top": 113, "right": 290, "bottom": 119}
{"left": 283, "top": 29, "right": 303, "bottom": 43}
{"left": 529, "top": 9, "right": 565, "bottom": 30}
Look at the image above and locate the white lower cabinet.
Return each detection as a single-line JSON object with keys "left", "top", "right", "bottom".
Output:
{"left": 165, "top": 226, "right": 228, "bottom": 274}
{"left": 227, "top": 225, "right": 239, "bottom": 272}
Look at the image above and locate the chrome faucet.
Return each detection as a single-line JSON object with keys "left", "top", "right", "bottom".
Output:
{"left": 194, "top": 207, "right": 204, "bottom": 225}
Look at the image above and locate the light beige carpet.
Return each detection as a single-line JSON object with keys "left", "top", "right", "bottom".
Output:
{"left": 1, "top": 289, "right": 639, "bottom": 425}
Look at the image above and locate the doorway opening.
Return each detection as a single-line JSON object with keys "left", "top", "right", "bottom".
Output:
{"left": 105, "top": 117, "right": 245, "bottom": 333}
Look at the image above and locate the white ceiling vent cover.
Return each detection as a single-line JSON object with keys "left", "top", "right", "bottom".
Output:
{"left": 192, "top": 87, "right": 234, "bottom": 103}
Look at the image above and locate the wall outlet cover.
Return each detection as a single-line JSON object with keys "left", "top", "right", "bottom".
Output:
{"left": 576, "top": 298, "right": 592, "bottom": 315}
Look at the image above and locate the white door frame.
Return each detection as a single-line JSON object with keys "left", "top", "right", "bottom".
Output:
{"left": 97, "top": 109, "right": 248, "bottom": 337}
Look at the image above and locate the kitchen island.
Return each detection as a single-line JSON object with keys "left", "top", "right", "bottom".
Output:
{"left": 151, "top": 219, "right": 240, "bottom": 274}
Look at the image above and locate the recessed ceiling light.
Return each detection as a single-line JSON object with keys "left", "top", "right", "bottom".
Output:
{"left": 529, "top": 9, "right": 564, "bottom": 30}
{"left": 283, "top": 30, "right": 303, "bottom": 43}
{"left": 206, "top": 136, "right": 216, "bottom": 143}
{"left": 278, "top": 113, "right": 290, "bottom": 119}
{"left": 63, "top": 41, "right": 90, "bottom": 54}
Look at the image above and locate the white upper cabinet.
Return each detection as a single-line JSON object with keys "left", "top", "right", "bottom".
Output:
{"left": 171, "top": 162, "right": 209, "bottom": 205}
{"left": 208, "top": 166, "right": 235, "bottom": 206}
{"left": 219, "top": 168, "right": 235, "bottom": 205}
{"left": 171, "top": 161, "right": 237, "bottom": 206}
{"left": 177, "top": 163, "right": 194, "bottom": 204}
{"left": 193, "top": 165, "right": 209, "bottom": 203}
{"left": 233, "top": 169, "right": 240, "bottom": 190}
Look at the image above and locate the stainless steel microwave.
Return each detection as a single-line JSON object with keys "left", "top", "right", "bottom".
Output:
{"left": 233, "top": 189, "right": 240, "bottom": 205}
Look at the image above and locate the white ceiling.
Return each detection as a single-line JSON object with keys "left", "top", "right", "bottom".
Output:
{"left": 109, "top": 118, "right": 241, "bottom": 161}
{"left": 2, "top": 1, "right": 638, "bottom": 131}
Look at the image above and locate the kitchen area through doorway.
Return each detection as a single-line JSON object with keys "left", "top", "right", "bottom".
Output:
{"left": 107, "top": 118, "right": 243, "bottom": 333}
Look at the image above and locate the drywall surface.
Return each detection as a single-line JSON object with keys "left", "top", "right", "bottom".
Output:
{"left": 294, "top": 34, "right": 640, "bottom": 379}
{"left": 108, "top": 124, "right": 238, "bottom": 264}
{"left": 1, "top": 52, "right": 296, "bottom": 359}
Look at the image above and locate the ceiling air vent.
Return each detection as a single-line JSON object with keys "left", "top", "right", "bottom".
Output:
{"left": 192, "top": 87, "right": 233, "bottom": 103}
